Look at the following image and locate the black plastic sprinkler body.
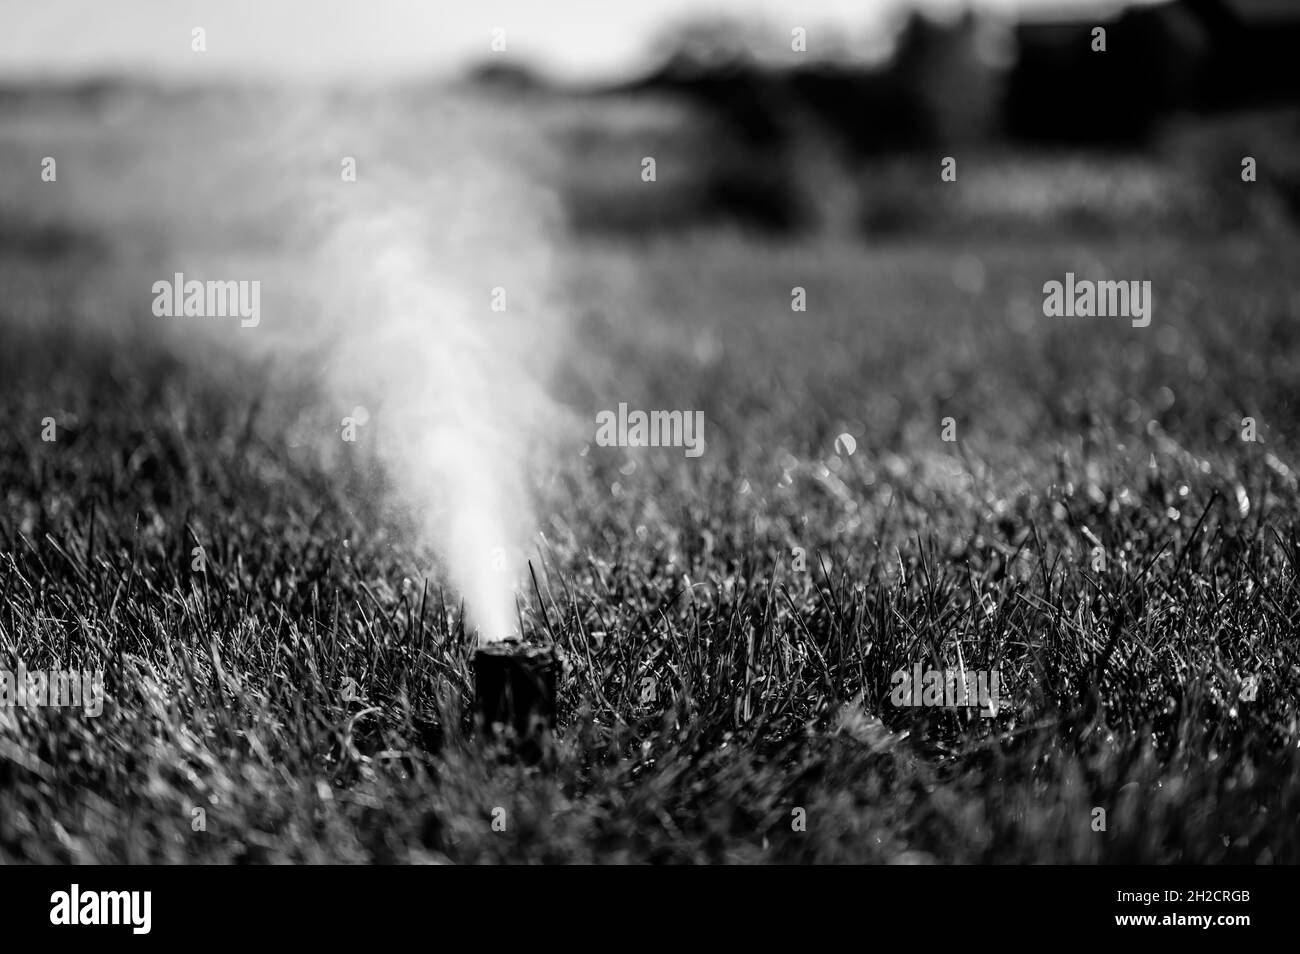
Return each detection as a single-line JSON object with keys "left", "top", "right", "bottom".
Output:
{"left": 472, "top": 639, "right": 561, "bottom": 758}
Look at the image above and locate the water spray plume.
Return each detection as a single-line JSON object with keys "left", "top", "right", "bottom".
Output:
{"left": 318, "top": 102, "right": 564, "bottom": 643}
{"left": 196, "top": 92, "right": 567, "bottom": 643}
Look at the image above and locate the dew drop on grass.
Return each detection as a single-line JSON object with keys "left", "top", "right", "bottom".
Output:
{"left": 834, "top": 433, "right": 856, "bottom": 457}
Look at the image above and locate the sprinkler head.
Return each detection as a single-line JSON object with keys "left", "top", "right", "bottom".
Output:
{"left": 472, "top": 639, "right": 560, "bottom": 756}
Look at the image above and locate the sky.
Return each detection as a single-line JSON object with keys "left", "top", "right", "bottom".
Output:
{"left": 0, "top": 0, "right": 1145, "bottom": 84}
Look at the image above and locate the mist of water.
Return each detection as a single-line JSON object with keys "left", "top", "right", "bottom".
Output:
{"left": 239, "top": 92, "right": 568, "bottom": 642}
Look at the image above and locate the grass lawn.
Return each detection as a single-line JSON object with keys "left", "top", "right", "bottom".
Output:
{"left": 2, "top": 90, "right": 1298, "bottom": 863}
